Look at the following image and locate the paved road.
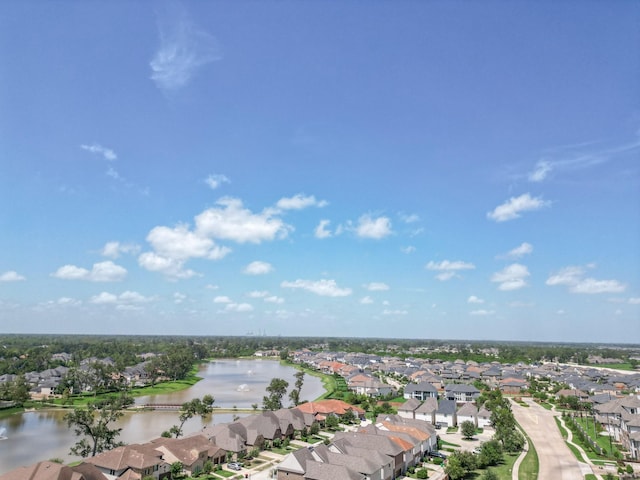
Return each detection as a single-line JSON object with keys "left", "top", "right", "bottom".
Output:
{"left": 511, "top": 398, "right": 586, "bottom": 480}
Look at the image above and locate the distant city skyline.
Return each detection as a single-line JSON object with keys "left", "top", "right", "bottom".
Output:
{"left": 1, "top": 1, "right": 638, "bottom": 342}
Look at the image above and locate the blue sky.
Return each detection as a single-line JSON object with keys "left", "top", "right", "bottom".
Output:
{"left": 1, "top": 1, "right": 639, "bottom": 342}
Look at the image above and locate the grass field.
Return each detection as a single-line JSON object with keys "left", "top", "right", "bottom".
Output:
{"left": 519, "top": 432, "right": 539, "bottom": 480}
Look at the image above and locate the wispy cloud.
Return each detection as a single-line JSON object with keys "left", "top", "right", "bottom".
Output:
{"left": 500, "top": 242, "right": 533, "bottom": 259}
{"left": 354, "top": 214, "right": 392, "bottom": 239}
{"left": 527, "top": 135, "right": 640, "bottom": 183}
{"left": 281, "top": 279, "right": 352, "bottom": 297}
{"left": 80, "top": 143, "right": 117, "bottom": 161}
{"left": 470, "top": 309, "right": 495, "bottom": 316}
{"left": 0, "top": 271, "right": 25, "bottom": 282}
{"left": 51, "top": 261, "right": 127, "bottom": 282}
{"left": 487, "top": 193, "right": 550, "bottom": 222}
{"left": 205, "top": 174, "right": 230, "bottom": 190}
{"left": 276, "top": 194, "right": 328, "bottom": 210}
{"left": 150, "top": 6, "right": 222, "bottom": 91}
{"left": 425, "top": 260, "right": 475, "bottom": 281}
{"left": 491, "top": 263, "right": 530, "bottom": 291}
{"left": 314, "top": 219, "right": 333, "bottom": 239}
{"left": 101, "top": 241, "right": 140, "bottom": 259}
{"left": 546, "top": 265, "right": 626, "bottom": 294}
{"left": 364, "top": 282, "right": 389, "bottom": 291}
{"left": 243, "top": 261, "right": 273, "bottom": 275}
{"left": 467, "top": 295, "right": 484, "bottom": 304}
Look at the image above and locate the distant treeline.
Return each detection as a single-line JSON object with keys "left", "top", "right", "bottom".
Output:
{"left": 0, "top": 334, "right": 638, "bottom": 376}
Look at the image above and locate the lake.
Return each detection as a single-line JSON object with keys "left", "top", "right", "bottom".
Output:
{"left": 0, "top": 359, "right": 325, "bottom": 474}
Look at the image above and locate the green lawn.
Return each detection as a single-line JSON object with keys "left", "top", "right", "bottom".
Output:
{"left": 573, "top": 417, "right": 620, "bottom": 457}
{"left": 519, "top": 433, "right": 539, "bottom": 480}
{"left": 471, "top": 452, "right": 520, "bottom": 480}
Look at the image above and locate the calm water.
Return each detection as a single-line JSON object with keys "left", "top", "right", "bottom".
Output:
{"left": 0, "top": 359, "right": 324, "bottom": 474}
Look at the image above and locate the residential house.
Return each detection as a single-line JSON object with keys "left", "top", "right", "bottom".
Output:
{"left": 0, "top": 461, "right": 107, "bottom": 480}
{"left": 397, "top": 398, "right": 421, "bottom": 420}
{"left": 456, "top": 403, "right": 478, "bottom": 428}
{"left": 333, "top": 432, "right": 405, "bottom": 478}
{"left": 444, "top": 384, "right": 480, "bottom": 403}
{"left": 403, "top": 382, "right": 438, "bottom": 401}
{"left": 435, "top": 399, "right": 457, "bottom": 428}
{"left": 295, "top": 399, "right": 366, "bottom": 423}
{"left": 85, "top": 444, "right": 169, "bottom": 480}
{"left": 477, "top": 406, "right": 492, "bottom": 429}
{"left": 415, "top": 397, "right": 438, "bottom": 424}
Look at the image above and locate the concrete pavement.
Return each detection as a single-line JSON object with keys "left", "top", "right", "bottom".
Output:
{"left": 510, "top": 398, "right": 586, "bottom": 480}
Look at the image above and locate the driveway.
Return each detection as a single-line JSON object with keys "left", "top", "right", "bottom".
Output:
{"left": 510, "top": 398, "right": 587, "bottom": 480}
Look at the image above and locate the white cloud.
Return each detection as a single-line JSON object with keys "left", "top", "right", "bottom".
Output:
{"left": 546, "top": 265, "right": 626, "bottom": 294}
{"left": 147, "top": 224, "right": 230, "bottom": 261}
{"left": 205, "top": 174, "right": 230, "bottom": 190}
{"left": 247, "top": 290, "right": 269, "bottom": 298}
{"left": 57, "top": 297, "right": 82, "bottom": 307}
{"left": 205, "top": 284, "right": 219, "bottom": 290}
{"left": 276, "top": 194, "right": 328, "bottom": 210}
{"left": 224, "top": 303, "right": 254, "bottom": 312}
{"left": 89, "top": 292, "right": 118, "bottom": 304}
{"left": 360, "top": 296, "right": 374, "bottom": 304}
{"left": 382, "top": 309, "right": 408, "bottom": 315}
{"left": 355, "top": 214, "right": 392, "bottom": 239}
{"left": 571, "top": 278, "right": 626, "bottom": 294}
{"left": 505, "top": 242, "right": 533, "bottom": 259}
{"left": 264, "top": 296, "right": 284, "bottom": 304}
{"left": 629, "top": 297, "right": 640, "bottom": 305}
{"left": 195, "top": 197, "right": 292, "bottom": 244}
{"left": 101, "top": 241, "right": 140, "bottom": 258}
{"left": 365, "top": 282, "right": 389, "bottom": 291}
{"left": 491, "top": 263, "right": 530, "bottom": 291}
{"left": 281, "top": 279, "right": 352, "bottom": 297}
{"left": 470, "top": 309, "right": 495, "bottom": 316}
{"left": 213, "top": 296, "right": 232, "bottom": 303}
{"left": 0, "top": 271, "right": 25, "bottom": 282}
{"left": 426, "top": 260, "right": 475, "bottom": 281}
{"left": 557, "top": 309, "right": 565, "bottom": 315}
{"left": 314, "top": 219, "right": 333, "bottom": 239}
{"left": 52, "top": 261, "right": 127, "bottom": 282}
{"left": 487, "top": 193, "right": 550, "bottom": 222}
{"left": 174, "top": 292, "right": 187, "bottom": 304}
{"left": 90, "top": 291, "right": 153, "bottom": 305}
{"left": 528, "top": 160, "right": 552, "bottom": 182}
{"left": 399, "top": 213, "right": 420, "bottom": 223}
{"left": 150, "top": 7, "right": 222, "bottom": 91}
{"left": 401, "top": 246, "right": 416, "bottom": 254}
{"left": 467, "top": 295, "right": 484, "bottom": 304}
{"left": 382, "top": 300, "right": 390, "bottom": 306}
{"left": 243, "top": 261, "right": 273, "bottom": 275}
{"left": 138, "top": 252, "right": 198, "bottom": 280}
{"left": 80, "top": 143, "right": 117, "bottom": 161}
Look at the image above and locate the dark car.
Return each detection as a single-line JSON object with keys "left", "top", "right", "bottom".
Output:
{"left": 429, "top": 451, "right": 447, "bottom": 459}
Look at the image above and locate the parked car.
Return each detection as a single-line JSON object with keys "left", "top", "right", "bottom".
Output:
{"left": 228, "top": 462, "right": 242, "bottom": 471}
{"left": 429, "top": 451, "right": 447, "bottom": 459}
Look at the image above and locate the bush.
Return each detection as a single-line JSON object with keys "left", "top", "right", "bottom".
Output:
{"left": 416, "top": 468, "right": 429, "bottom": 478}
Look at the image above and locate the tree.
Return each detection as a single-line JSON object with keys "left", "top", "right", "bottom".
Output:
{"left": 481, "top": 469, "right": 499, "bottom": 480}
{"left": 341, "top": 408, "right": 357, "bottom": 425}
{"left": 170, "top": 461, "right": 184, "bottom": 478}
{"left": 166, "top": 395, "right": 215, "bottom": 438}
{"left": 325, "top": 414, "right": 339, "bottom": 431}
{"left": 460, "top": 420, "right": 476, "bottom": 440}
{"left": 477, "top": 439, "right": 503, "bottom": 467}
{"left": 263, "top": 378, "right": 288, "bottom": 410}
{"left": 288, "top": 370, "right": 305, "bottom": 406}
{"left": 444, "top": 454, "right": 466, "bottom": 480}
{"left": 65, "top": 393, "right": 133, "bottom": 457}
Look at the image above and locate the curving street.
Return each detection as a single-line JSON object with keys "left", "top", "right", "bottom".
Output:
{"left": 510, "top": 398, "right": 590, "bottom": 480}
